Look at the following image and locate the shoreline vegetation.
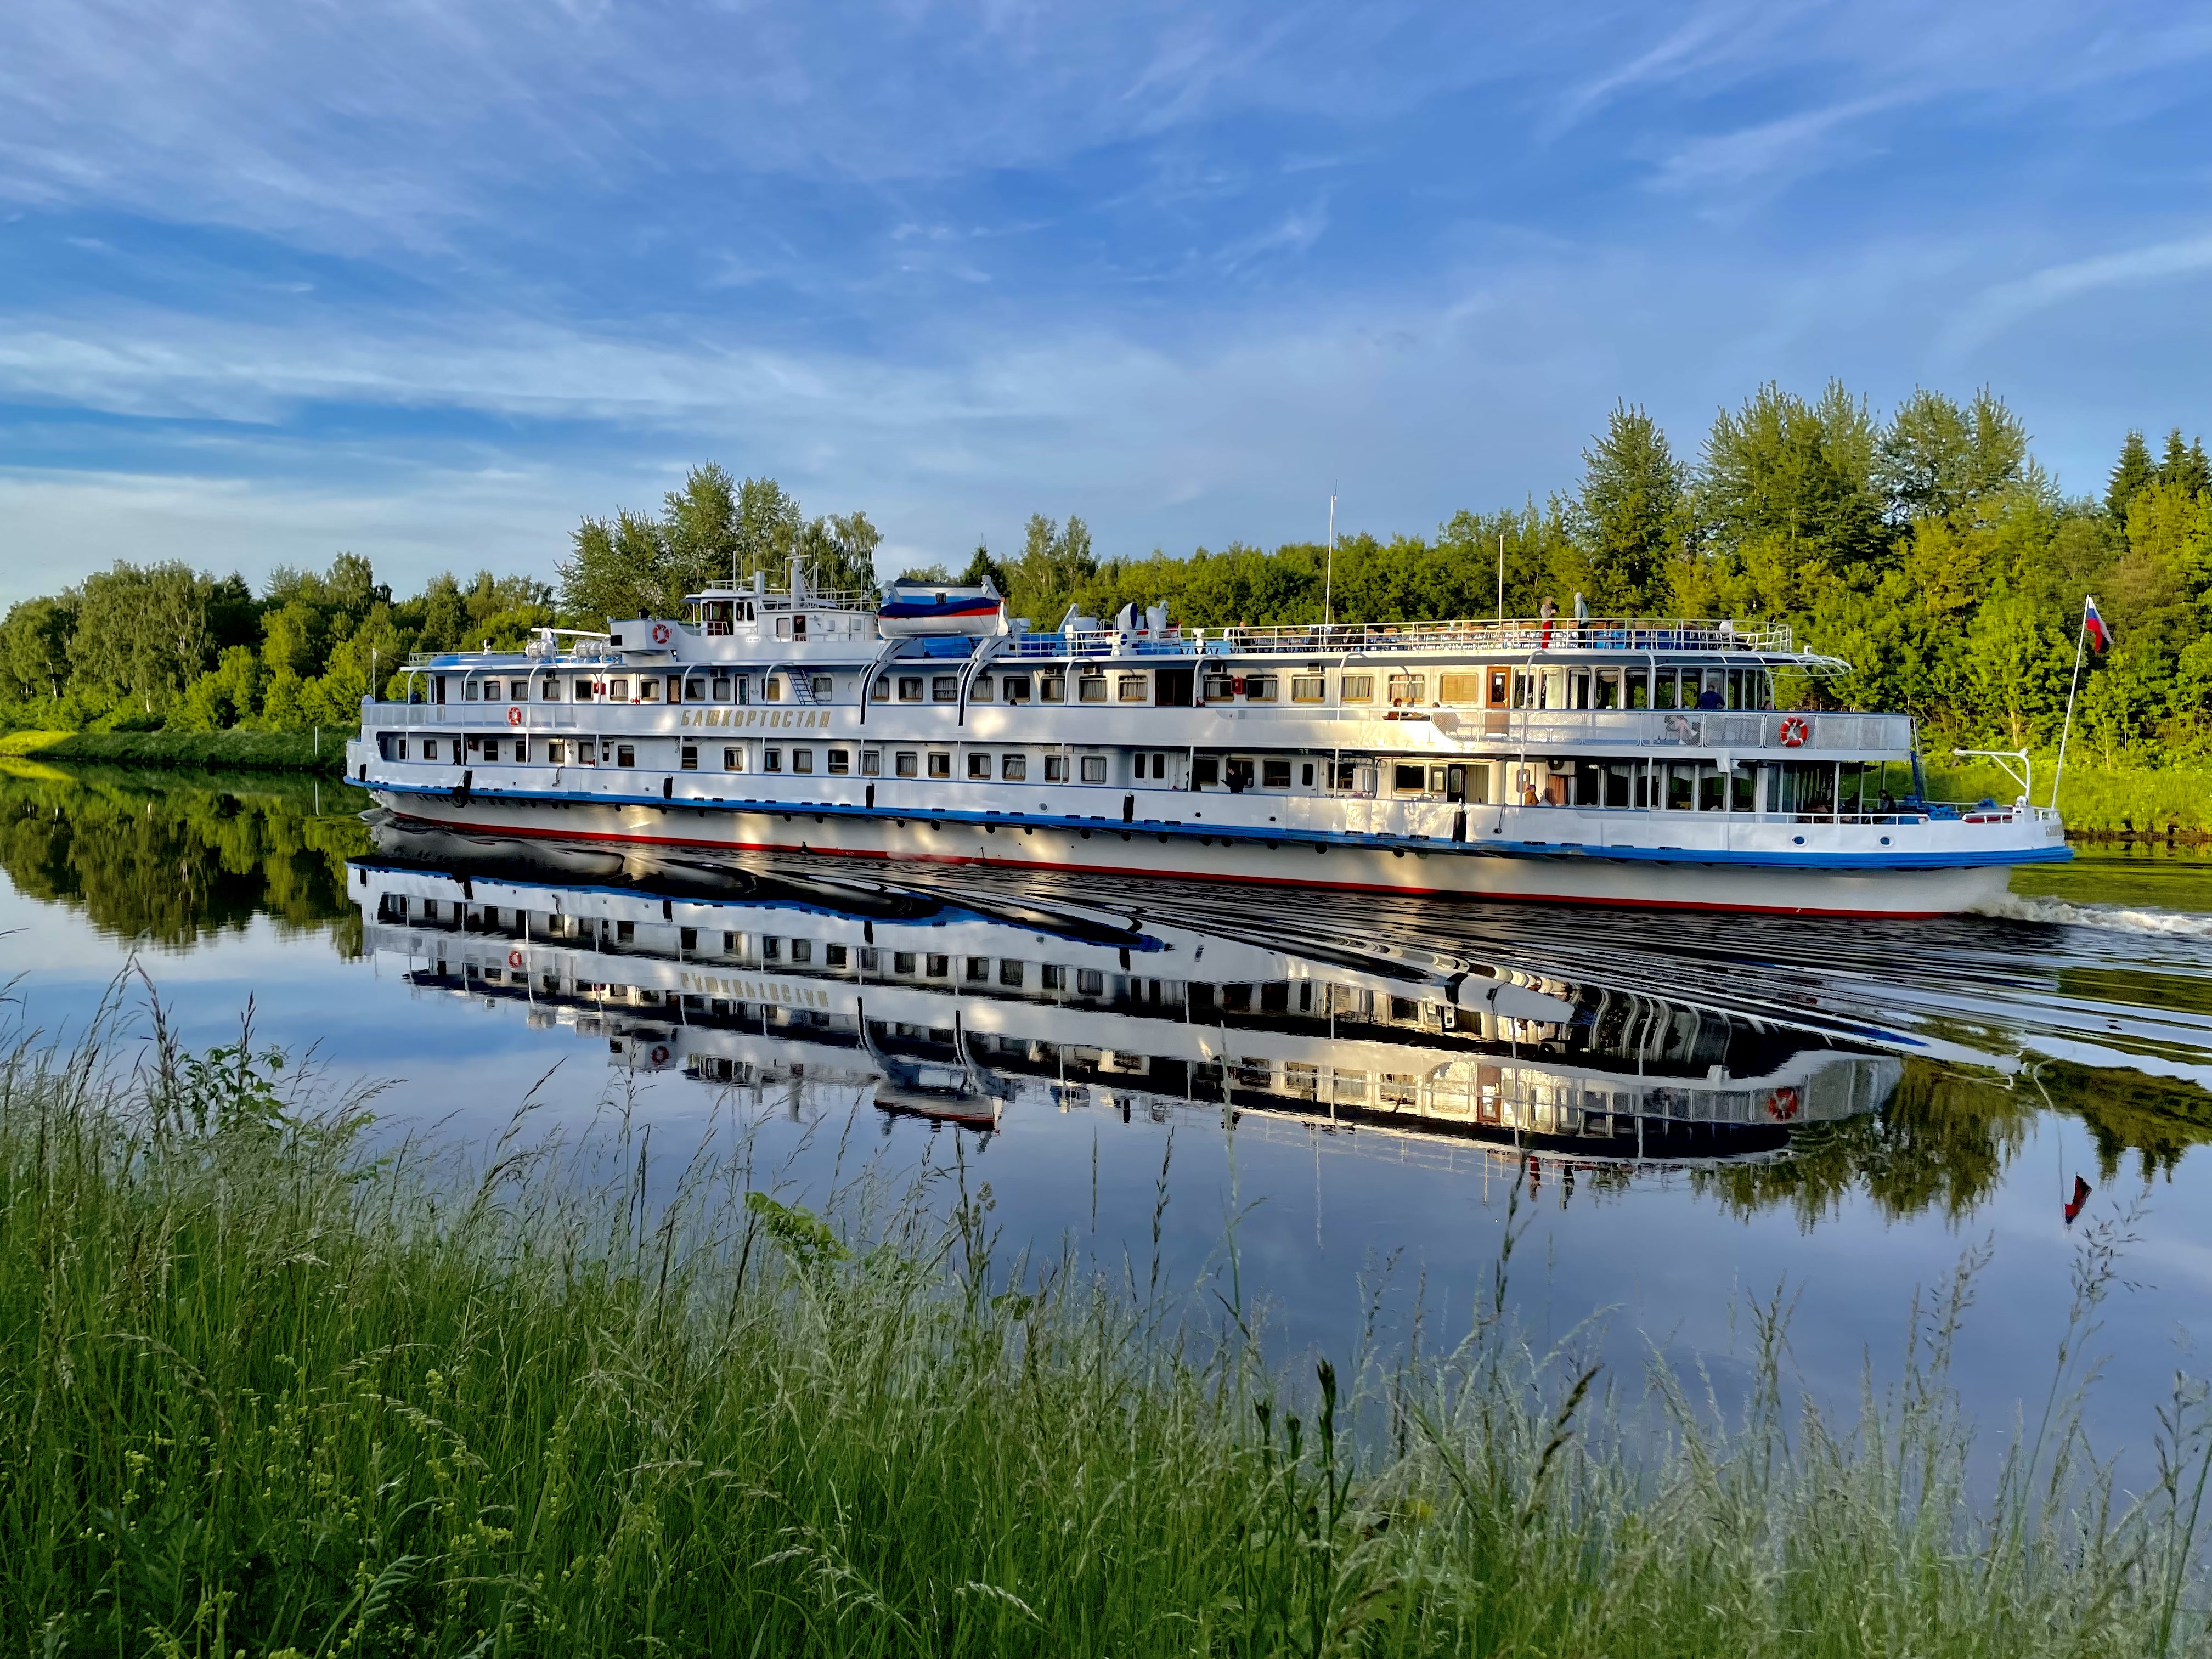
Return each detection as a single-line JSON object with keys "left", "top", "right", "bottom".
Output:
{"left": 4, "top": 383, "right": 2209, "bottom": 828}
{"left": 0, "top": 726, "right": 349, "bottom": 775}
{"left": 2, "top": 1011, "right": 2209, "bottom": 1654}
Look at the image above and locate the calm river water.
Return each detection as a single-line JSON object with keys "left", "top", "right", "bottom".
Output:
{"left": 6, "top": 764, "right": 2211, "bottom": 1475}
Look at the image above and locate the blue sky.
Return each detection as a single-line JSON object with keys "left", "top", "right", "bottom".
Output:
{"left": 2, "top": 0, "right": 2208, "bottom": 603}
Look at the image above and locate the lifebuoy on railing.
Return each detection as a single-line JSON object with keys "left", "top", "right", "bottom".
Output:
{"left": 1778, "top": 716, "right": 1811, "bottom": 748}
{"left": 507, "top": 949, "right": 523, "bottom": 968}
{"left": 1765, "top": 1086, "right": 1802, "bottom": 1122}
{"left": 651, "top": 622, "right": 672, "bottom": 645}
{"left": 506, "top": 706, "right": 523, "bottom": 726}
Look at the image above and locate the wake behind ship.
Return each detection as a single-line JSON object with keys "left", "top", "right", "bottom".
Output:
{"left": 348, "top": 562, "right": 2068, "bottom": 916}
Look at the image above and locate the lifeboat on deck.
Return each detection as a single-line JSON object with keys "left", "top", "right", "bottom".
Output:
{"left": 875, "top": 580, "right": 1007, "bottom": 637}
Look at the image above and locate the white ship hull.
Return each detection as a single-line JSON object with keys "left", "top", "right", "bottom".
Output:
{"left": 370, "top": 788, "right": 2016, "bottom": 917}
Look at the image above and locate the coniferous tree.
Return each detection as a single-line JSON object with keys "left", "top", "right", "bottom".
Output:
{"left": 2107, "top": 430, "right": 2155, "bottom": 520}
{"left": 1571, "top": 403, "right": 1683, "bottom": 612}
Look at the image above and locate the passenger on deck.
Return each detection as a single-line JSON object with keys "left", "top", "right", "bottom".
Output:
{"left": 1696, "top": 686, "right": 1724, "bottom": 709}
{"left": 1539, "top": 596, "right": 1556, "bottom": 650}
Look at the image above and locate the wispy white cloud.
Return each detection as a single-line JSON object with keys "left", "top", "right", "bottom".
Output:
{"left": 1940, "top": 234, "right": 2212, "bottom": 360}
{"left": 1646, "top": 93, "right": 1897, "bottom": 200}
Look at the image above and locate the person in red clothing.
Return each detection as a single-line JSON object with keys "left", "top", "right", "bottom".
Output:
{"left": 1538, "top": 595, "right": 1556, "bottom": 649}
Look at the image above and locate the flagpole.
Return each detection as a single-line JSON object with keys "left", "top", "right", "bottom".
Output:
{"left": 1323, "top": 485, "right": 1336, "bottom": 630}
{"left": 2050, "top": 596, "right": 2090, "bottom": 811}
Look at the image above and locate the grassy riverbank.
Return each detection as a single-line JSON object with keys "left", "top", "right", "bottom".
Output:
{"left": 0, "top": 727, "right": 351, "bottom": 774}
{"left": 1923, "top": 759, "right": 2212, "bottom": 838}
{"left": 2, "top": 1028, "right": 2206, "bottom": 1656}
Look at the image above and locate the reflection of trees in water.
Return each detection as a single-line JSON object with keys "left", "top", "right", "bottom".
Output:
{"left": 1696, "top": 1058, "right": 2212, "bottom": 1226}
{"left": 0, "top": 768, "right": 371, "bottom": 952}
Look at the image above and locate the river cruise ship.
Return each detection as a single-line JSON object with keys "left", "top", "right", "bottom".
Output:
{"left": 348, "top": 565, "right": 2068, "bottom": 916}
{"left": 351, "top": 834, "right": 1900, "bottom": 1162}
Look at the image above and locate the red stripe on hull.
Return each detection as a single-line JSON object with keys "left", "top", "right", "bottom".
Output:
{"left": 381, "top": 804, "right": 1959, "bottom": 919}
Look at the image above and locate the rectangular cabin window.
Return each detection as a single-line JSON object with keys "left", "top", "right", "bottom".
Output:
{"left": 1604, "top": 762, "right": 1633, "bottom": 808}
{"left": 1002, "top": 755, "right": 1026, "bottom": 781}
{"left": 965, "top": 956, "right": 988, "bottom": 981}
{"left": 616, "top": 743, "right": 635, "bottom": 768}
{"left": 861, "top": 749, "right": 881, "bottom": 776}
{"left": 1301, "top": 761, "right": 1315, "bottom": 787}
{"left": 1654, "top": 672, "right": 1677, "bottom": 710}
{"left": 1340, "top": 674, "right": 1374, "bottom": 703}
{"left": 541, "top": 678, "right": 561, "bottom": 701}
{"left": 1731, "top": 763, "right": 1758, "bottom": 812}
{"left": 928, "top": 752, "right": 951, "bottom": 779}
{"left": 1194, "top": 755, "right": 1220, "bottom": 787}
{"left": 574, "top": 678, "right": 595, "bottom": 701}
{"left": 1595, "top": 669, "right": 1621, "bottom": 709}
{"left": 1203, "top": 674, "right": 1238, "bottom": 701}
{"left": 1430, "top": 766, "right": 1449, "bottom": 794}
{"left": 793, "top": 748, "right": 813, "bottom": 774}
{"left": 827, "top": 944, "right": 848, "bottom": 969}
{"left": 1393, "top": 763, "right": 1427, "bottom": 793}
{"left": 776, "top": 617, "right": 793, "bottom": 640}
{"left": 1438, "top": 673, "right": 1481, "bottom": 704}
{"left": 1117, "top": 673, "right": 1149, "bottom": 702}
{"left": 1628, "top": 671, "right": 1650, "bottom": 709}
{"left": 792, "top": 615, "right": 808, "bottom": 641}
{"left": 1262, "top": 759, "right": 1291, "bottom": 788}
{"left": 465, "top": 680, "right": 481, "bottom": 701}
{"left": 1488, "top": 668, "right": 1508, "bottom": 707}
{"left": 872, "top": 677, "right": 890, "bottom": 701}
{"left": 1080, "top": 754, "right": 1106, "bottom": 783}
{"left": 1077, "top": 969, "right": 1104, "bottom": 996}
{"left": 724, "top": 747, "right": 744, "bottom": 771}
{"left": 894, "top": 951, "right": 916, "bottom": 974}
{"left": 932, "top": 675, "right": 958, "bottom": 703}
{"left": 1045, "top": 755, "right": 1066, "bottom": 782}
{"left": 665, "top": 676, "right": 682, "bottom": 703}
{"left": 827, "top": 749, "right": 849, "bottom": 775}
{"left": 609, "top": 678, "right": 629, "bottom": 701}
{"left": 764, "top": 675, "right": 783, "bottom": 702}
{"left": 811, "top": 675, "right": 833, "bottom": 700}
{"left": 1226, "top": 757, "right": 1255, "bottom": 791}
{"left": 968, "top": 753, "right": 991, "bottom": 779}
{"left": 926, "top": 953, "right": 949, "bottom": 978}
{"left": 895, "top": 751, "right": 918, "bottom": 777}
{"left": 1290, "top": 674, "right": 1325, "bottom": 702}
{"left": 998, "top": 960, "right": 1024, "bottom": 988}
{"left": 1387, "top": 674, "right": 1425, "bottom": 707}
{"left": 791, "top": 940, "right": 812, "bottom": 964}
{"left": 1079, "top": 675, "right": 1107, "bottom": 703}
{"left": 685, "top": 678, "right": 707, "bottom": 701}
{"left": 1039, "top": 672, "right": 1064, "bottom": 703}
{"left": 764, "top": 748, "right": 782, "bottom": 772}
{"left": 1042, "top": 964, "right": 1064, "bottom": 991}
{"left": 1002, "top": 674, "right": 1031, "bottom": 703}
{"left": 680, "top": 744, "right": 699, "bottom": 771}
{"left": 1243, "top": 676, "right": 1276, "bottom": 702}
{"left": 712, "top": 675, "right": 732, "bottom": 701}
{"left": 898, "top": 676, "right": 923, "bottom": 702}
{"left": 971, "top": 676, "right": 993, "bottom": 702}
{"left": 639, "top": 679, "right": 659, "bottom": 702}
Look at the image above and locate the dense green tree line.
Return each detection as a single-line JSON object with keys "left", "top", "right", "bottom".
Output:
{"left": 5, "top": 389, "right": 2204, "bottom": 764}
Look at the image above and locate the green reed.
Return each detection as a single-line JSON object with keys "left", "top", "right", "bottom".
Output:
{"left": 1, "top": 1003, "right": 2207, "bottom": 1656}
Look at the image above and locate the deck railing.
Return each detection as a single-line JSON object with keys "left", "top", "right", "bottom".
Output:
{"left": 1205, "top": 618, "right": 1798, "bottom": 656}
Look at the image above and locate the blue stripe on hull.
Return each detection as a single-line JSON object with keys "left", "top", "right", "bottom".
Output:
{"left": 365, "top": 779, "right": 2070, "bottom": 873}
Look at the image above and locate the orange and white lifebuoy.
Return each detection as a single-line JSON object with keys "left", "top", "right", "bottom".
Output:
{"left": 506, "top": 705, "right": 523, "bottom": 726}
{"left": 507, "top": 949, "right": 523, "bottom": 968}
{"left": 651, "top": 622, "right": 672, "bottom": 645}
{"left": 1778, "top": 716, "right": 1810, "bottom": 748}
{"left": 650, "top": 1043, "right": 671, "bottom": 1066}
{"left": 1765, "top": 1086, "right": 1801, "bottom": 1122}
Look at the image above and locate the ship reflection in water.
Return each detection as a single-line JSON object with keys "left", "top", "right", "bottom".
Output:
{"left": 356, "top": 820, "right": 1902, "bottom": 1172}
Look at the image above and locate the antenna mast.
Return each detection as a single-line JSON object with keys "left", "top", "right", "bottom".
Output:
{"left": 1324, "top": 484, "right": 1337, "bottom": 629}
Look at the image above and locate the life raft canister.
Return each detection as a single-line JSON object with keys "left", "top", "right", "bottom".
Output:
{"left": 1779, "top": 716, "right": 1811, "bottom": 748}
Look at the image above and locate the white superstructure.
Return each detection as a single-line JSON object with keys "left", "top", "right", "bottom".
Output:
{"left": 347, "top": 566, "right": 2068, "bottom": 916}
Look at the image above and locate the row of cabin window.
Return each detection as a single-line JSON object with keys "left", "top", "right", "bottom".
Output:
{"left": 443, "top": 673, "right": 835, "bottom": 704}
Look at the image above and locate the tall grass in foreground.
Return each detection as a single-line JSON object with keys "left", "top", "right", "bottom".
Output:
{"left": 1, "top": 1012, "right": 2208, "bottom": 1656}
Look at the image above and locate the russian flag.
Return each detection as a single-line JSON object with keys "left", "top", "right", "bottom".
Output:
{"left": 2083, "top": 596, "right": 2111, "bottom": 653}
